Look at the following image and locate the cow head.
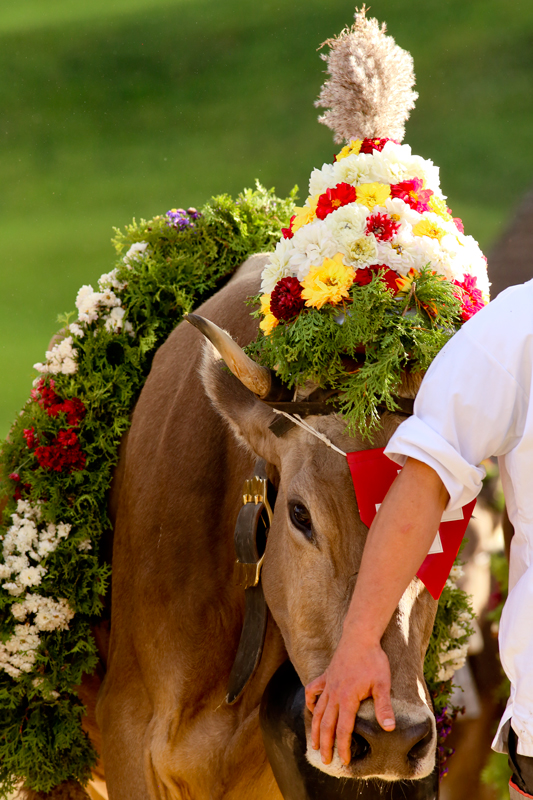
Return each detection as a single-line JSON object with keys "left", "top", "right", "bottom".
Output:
{"left": 194, "top": 316, "right": 438, "bottom": 783}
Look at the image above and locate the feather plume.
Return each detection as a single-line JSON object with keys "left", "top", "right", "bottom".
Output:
{"left": 315, "top": 7, "right": 418, "bottom": 144}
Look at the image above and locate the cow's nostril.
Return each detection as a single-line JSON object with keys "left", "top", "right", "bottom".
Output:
{"left": 406, "top": 719, "right": 433, "bottom": 762}
{"left": 350, "top": 732, "right": 371, "bottom": 761}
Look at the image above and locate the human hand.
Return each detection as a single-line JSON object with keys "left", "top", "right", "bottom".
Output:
{"left": 304, "top": 637, "right": 395, "bottom": 766}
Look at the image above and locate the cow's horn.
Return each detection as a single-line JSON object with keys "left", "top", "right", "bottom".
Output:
{"left": 185, "top": 313, "right": 273, "bottom": 398}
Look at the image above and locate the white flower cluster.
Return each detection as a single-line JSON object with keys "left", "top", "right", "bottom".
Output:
{"left": 123, "top": 241, "right": 149, "bottom": 266}
{"left": 75, "top": 284, "right": 132, "bottom": 335}
{"left": 0, "top": 500, "right": 71, "bottom": 597}
{"left": 33, "top": 335, "right": 78, "bottom": 376}
{"left": 260, "top": 140, "right": 489, "bottom": 298}
{"left": 436, "top": 565, "right": 472, "bottom": 682}
{"left": 0, "top": 501, "right": 75, "bottom": 679}
{"left": 0, "top": 595, "right": 74, "bottom": 680}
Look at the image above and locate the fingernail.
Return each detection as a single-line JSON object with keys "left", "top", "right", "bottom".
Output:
{"left": 383, "top": 719, "right": 395, "bottom": 729}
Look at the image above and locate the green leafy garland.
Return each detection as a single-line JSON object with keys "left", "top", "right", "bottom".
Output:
{"left": 0, "top": 182, "right": 473, "bottom": 796}
{"left": 248, "top": 267, "right": 463, "bottom": 435}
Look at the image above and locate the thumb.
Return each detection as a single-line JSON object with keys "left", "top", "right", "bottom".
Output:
{"left": 305, "top": 673, "right": 326, "bottom": 712}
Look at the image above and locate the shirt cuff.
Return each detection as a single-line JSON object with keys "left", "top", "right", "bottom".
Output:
{"left": 384, "top": 416, "right": 486, "bottom": 511}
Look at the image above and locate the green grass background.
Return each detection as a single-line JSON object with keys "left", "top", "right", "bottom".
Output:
{"left": 1, "top": 0, "right": 533, "bottom": 438}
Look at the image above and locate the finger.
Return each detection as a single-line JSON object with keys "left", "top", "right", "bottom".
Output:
{"left": 311, "top": 691, "right": 328, "bottom": 750}
{"left": 373, "top": 678, "right": 395, "bottom": 731}
{"left": 336, "top": 698, "right": 360, "bottom": 766}
{"left": 319, "top": 700, "right": 340, "bottom": 765}
{"left": 305, "top": 674, "right": 326, "bottom": 713}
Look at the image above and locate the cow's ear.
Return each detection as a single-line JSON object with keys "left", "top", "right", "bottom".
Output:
{"left": 201, "top": 343, "right": 281, "bottom": 467}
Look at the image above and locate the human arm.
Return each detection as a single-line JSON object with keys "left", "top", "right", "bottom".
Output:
{"left": 305, "top": 457, "right": 449, "bottom": 766}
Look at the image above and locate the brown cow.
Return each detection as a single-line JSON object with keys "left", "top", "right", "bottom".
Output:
{"left": 18, "top": 256, "right": 439, "bottom": 800}
{"left": 82, "top": 255, "right": 437, "bottom": 799}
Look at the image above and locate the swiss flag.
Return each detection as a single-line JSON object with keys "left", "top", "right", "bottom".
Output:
{"left": 346, "top": 447, "right": 475, "bottom": 600}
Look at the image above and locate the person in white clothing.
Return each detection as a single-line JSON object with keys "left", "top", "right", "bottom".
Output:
{"left": 305, "top": 279, "right": 533, "bottom": 799}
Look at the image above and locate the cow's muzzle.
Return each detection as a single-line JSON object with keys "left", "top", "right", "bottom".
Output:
{"left": 260, "top": 661, "right": 438, "bottom": 799}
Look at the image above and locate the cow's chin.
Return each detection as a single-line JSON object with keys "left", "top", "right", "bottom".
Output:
{"left": 305, "top": 699, "right": 437, "bottom": 782}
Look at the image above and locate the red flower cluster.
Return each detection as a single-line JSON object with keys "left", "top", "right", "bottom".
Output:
{"left": 32, "top": 430, "right": 86, "bottom": 473}
{"left": 316, "top": 183, "right": 357, "bottom": 220}
{"left": 365, "top": 212, "right": 400, "bottom": 242}
{"left": 353, "top": 265, "right": 400, "bottom": 295}
{"left": 270, "top": 277, "right": 305, "bottom": 321}
{"left": 281, "top": 215, "right": 296, "bottom": 240}
{"left": 453, "top": 274, "right": 485, "bottom": 321}
{"left": 390, "top": 178, "right": 433, "bottom": 213}
{"left": 360, "top": 137, "right": 397, "bottom": 154}
{"left": 23, "top": 427, "right": 39, "bottom": 449}
{"left": 31, "top": 379, "right": 85, "bottom": 426}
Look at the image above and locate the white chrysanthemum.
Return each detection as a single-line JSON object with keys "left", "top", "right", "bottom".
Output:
{"left": 123, "top": 241, "right": 149, "bottom": 266}
{"left": 414, "top": 236, "right": 456, "bottom": 282}
{"left": 376, "top": 238, "right": 418, "bottom": 276}
{"left": 288, "top": 221, "right": 339, "bottom": 280}
{"left": 308, "top": 162, "right": 337, "bottom": 196}
{"left": 382, "top": 196, "right": 421, "bottom": 227}
{"left": 341, "top": 235, "right": 379, "bottom": 269}
{"left": 260, "top": 238, "right": 294, "bottom": 294}
{"left": 332, "top": 153, "right": 376, "bottom": 187}
{"left": 402, "top": 153, "right": 441, "bottom": 194}
{"left": 77, "top": 539, "right": 92, "bottom": 552}
{"left": 324, "top": 203, "right": 369, "bottom": 243}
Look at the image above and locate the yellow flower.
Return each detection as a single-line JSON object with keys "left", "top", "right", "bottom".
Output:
{"left": 413, "top": 219, "right": 446, "bottom": 242}
{"left": 292, "top": 195, "right": 319, "bottom": 233}
{"left": 301, "top": 253, "right": 355, "bottom": 310}
{"left": 396, "top": 268, "right": 419, "bottom": 294}
{"left": 260, "top": 294, "right": 271, "bottom": 315}
{"left": 429, "top": 195, "right": 452, "bottom": 221}
{"left": 356, "top": 182, "right": 391, "bottom": 210}
{"left": 336, "top": 140, "right": 362, "bottom": 161}
{"left": 259, "top": 313, "right": 278, "bottom": 336}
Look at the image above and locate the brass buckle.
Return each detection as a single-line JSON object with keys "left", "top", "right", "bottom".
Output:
{"left": 233, "top": 476, "right": 273, "bottom": 589}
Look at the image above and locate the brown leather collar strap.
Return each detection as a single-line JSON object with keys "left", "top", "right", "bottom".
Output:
{"left": 226, "top": 460, "right": 275, "bottom": 705}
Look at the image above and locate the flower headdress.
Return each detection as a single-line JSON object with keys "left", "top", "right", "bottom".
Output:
{"left": 250, "top": 8, "right": 489, "bottom": 432}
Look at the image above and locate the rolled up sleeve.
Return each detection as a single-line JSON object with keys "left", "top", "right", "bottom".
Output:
{"left": 385, "top": 327, "right": 527, "bottom": 511}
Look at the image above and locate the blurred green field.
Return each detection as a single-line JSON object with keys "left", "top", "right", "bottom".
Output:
{"left": 1, "top": 0, "right": 533, "bottom": 437}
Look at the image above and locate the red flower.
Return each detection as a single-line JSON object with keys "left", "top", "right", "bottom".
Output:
{"left": 453, "top": 218, "right": 464, "bottom": 234}
{"left": 9, "top": 472, "right": 20, "bottom": 482}
{"left": 35, "top": 429, "right": 86, "bottom": 473}
{"left": 31, "top": 379, "right": 85, "bottom": 426}
{"left": 316, "top": 183, "right": 357, "bottom": 220}
{"left": 390, "top": 178, "right": 433, "bottom": 213}
{"left": 353, "top": 268, "right": 375, "bottom": 286}
{"left": 365, "top": 212, "right": 400, "bottom": 241}
{"left": 281, "top": 215, "right": 296, "bottom": 240}
{"left": 270, "top": 277, "right": 305, "bottom": 321}
{"left": 353, "top": 265, "right": 400, "bottom": 295}
{"left": 453, "top": 274, "right": 485, "bottom": 321}
{"left": 23, "top": 427, "right": 39, "bottom": 449}
{"left": 360, "top": 137, "right": 397, "bottom": 154}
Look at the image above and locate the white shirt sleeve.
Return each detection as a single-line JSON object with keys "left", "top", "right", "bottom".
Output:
{"left": 385, "top": 325, "right": 528, "bottom": 511}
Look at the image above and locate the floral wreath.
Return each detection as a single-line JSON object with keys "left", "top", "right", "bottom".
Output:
{"left": 0, "top": 8, "right": 480, "bottom": 797}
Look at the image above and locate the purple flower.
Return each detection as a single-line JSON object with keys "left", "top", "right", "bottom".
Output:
{"left": 165, "top": 207, "right": 201, "bottom": 230}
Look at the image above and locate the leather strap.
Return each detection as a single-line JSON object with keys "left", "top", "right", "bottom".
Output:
{"left": 226, "top": 460, "right": 274, "bottom": 704}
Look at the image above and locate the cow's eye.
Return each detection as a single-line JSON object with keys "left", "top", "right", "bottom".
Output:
{"left": 289, "top": 501, "right": 313, "bottom": 539}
